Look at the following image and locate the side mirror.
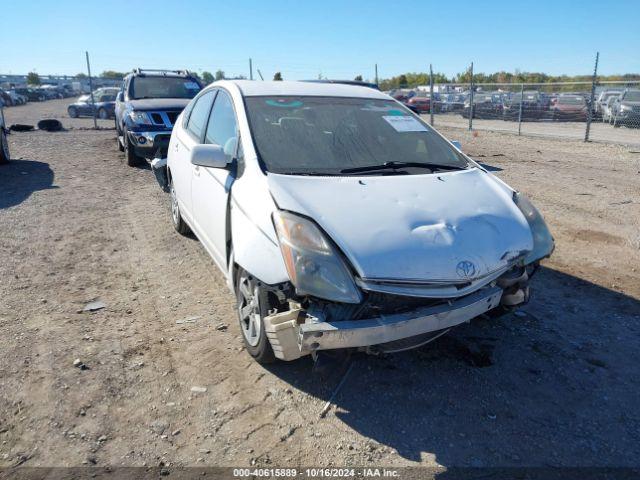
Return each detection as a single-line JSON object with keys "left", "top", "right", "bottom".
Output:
{"left": 190, "top": 144, "right": 229, "bottom": 168}
{"left": 451, "top": 140, "right": 462, "bottom": 152}
{"left": 117, "top": 92, "right": 124, "bottom": 102}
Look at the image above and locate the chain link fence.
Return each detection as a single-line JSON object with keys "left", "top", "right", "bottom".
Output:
{"left": 387, "top": 76, "right": 640, "bottom": 147}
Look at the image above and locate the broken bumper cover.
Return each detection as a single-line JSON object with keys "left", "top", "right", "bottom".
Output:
{"left": 299, "top": 286, "right": 503, "bottom": 352}
{"left": 128, "top": 130, "right": 171, "bottom": 158}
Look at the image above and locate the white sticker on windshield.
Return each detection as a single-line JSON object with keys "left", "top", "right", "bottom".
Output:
{"left": 382, "top": 115, "right": 428, "bottom": 132}
{"left": 184, "top": 82, "right": 200, "bottom": 90}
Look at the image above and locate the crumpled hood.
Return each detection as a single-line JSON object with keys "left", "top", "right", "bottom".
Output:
{"left": 267, "top": 168, "right": 534, "bottom": 283}
{"left": 128, "top": 98, "right": 191, "bottom": 111}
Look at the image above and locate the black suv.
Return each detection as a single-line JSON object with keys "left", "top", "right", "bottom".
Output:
{"left": 115, "top": 69, "right": 202, "bottom": 166}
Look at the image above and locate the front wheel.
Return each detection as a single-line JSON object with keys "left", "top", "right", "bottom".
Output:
{"left": 98, "top": 108, "right": 108, "bottom": 120}
{"left": 68, "top": 106, "right": 78, "bottom": 118}
{"left": 123, "top": 128, "right": 143, "bottom": 167}
{"left": 169, "top": 176, "right": 191, "bottom": 235}
{"left": 235, "top": 268, "right": 276, "bottom": 364}
{"left": 0, "top": 129, "right": 10, "bottom": 164}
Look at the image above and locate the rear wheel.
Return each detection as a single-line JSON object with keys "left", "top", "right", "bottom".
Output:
{"left": 235, "top": 268, "right": 276, "bottom": 364}
{"left": 0, "top": 129, "right": 10, "bottom": 164}
{"left": 98, "top": 108, "right": 108, "bottom": 120}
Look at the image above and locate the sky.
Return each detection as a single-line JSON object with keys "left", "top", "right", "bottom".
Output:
{"left": 2, "top": 0, "right": 639, "bottom": 80}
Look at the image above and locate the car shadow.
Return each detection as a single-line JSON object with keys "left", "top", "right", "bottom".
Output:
{"left": 0, "top": 158, "right": 56, "bottom": 209}
{"left": 264, "top": 266, "right": 640, "bottom": 467}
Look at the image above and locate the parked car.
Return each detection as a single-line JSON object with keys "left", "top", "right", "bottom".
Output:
{"left": 461, "top": 93, "right": 503, "bottom": 119}
{"left": 595, "top": 90, "right": 622, "bottom": 116}
{"left": 115, "top": 69, "right": 202, "bottom": 166}
{"left": 406, "top": 96, "right": 431, "bottom": 113}
{"left": 68, "top": 90, "right": 117, "bottom": 119}
{"left": 37, "top": 86, "right": 60, "bottom": 100}
{"left": 440, "top": 93, "right": 466, "bottom": 112}
{"left": 503, "top": 91, "right": 545, "bottom": 120}
{"left": 601, "top": 95, "right": 618, "bottom": 123}
{"left": 7, "top": 90, "right": 27, "bottom": 105}
{"left": 610, "top": 89, "right": 640, "bottom": 127}
{"left": 0, "top": 105, "right": 9, "bottom": 163}
{"left": 166, "top": 80, "right": 554, "bottom": 364}
{"left": 550, "top": 95, "right": 588, "bottom": 122}
{"left": 0, "top": 90, "right": 12, "bottom": 107}
{"left": 15, "top": 87, "right": 45, "bottom": 102}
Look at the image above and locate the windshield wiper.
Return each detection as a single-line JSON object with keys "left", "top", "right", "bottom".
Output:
{"left": 340, "top": 161, "right": 466, "bottom": 174}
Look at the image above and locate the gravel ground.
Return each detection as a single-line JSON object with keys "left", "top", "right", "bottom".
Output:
{"left": 1, "top": 100, "right": 640, "bottom": 471}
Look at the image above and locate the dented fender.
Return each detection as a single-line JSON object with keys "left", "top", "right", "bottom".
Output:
{"left": 229, "top": 171, "right": 289, "bottom": 287}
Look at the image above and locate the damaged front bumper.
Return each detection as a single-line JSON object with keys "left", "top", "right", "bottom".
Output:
{"left": 264, "top": 264, "right": 534, "bottom": 361}
{"left": 299, "top": 285, "right": 503, "bottom": 352}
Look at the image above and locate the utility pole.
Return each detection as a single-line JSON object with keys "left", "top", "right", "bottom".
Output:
{"left": 374, "top": 63, "right": 378, "bottom": 85}
{"left": 468, "top": 61, "right": 474, "bottom": 131}
{"left": 257, "top": 69, "right": 264, "bottom": 81}
{"left": 517, "top": 83, "right": 524, "bottom": 135}
{"left": 585, "top": 51, "right": 599, "bottom": 142}
{"left": 85, "top": 51, "right": 97, "bottom": 129}
{"left": 249, "top": 58, "right": 253, "bottom": 81}
{"left": 429, "top": 64, "right": 434, "bottom": 126}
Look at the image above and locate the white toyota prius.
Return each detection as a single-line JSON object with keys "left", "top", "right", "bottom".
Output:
{"left": 166, "top": 80, "right": 554, "bottom": 364}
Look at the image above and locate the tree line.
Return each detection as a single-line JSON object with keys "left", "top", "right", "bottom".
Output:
{"left": 24, "top": 69, "right": 640, "bottom": 88}
{"left": 378, "top": 70, "right": 640, "bottom": 90}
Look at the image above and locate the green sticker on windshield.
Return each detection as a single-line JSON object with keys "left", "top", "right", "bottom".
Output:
{"left": 387, "top": 109, "right": 405, "bottom": 116}
{"left": 266, "top": 99, "right": 303, "bottom": 108}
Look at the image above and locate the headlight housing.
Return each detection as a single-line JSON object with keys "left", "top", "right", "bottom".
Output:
{"left": 513, "top": 192, "right": 554, "bottom": 264}
{"left": 619, "top": 104, "right": 631, "bottom": 112}
{"left": 128, "top": 110, "right": 152, "bottom": 125}
{"left": 272, "top": 211, "right": 362, "bottom": 304}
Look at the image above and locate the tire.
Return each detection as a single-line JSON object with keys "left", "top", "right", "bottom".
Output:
{"left": 234, "top": 268, "right": 276, "bottom": 364}
{"left": 68, "top": 106, "right": 78, "bottom": 118}
{"left": 123, "top": 128, "right": 143, "bottom": 167}
{"left": 0, "top": 130, "right": 10, "bottom": 164}
{"left": 613, "top": 116, "right": 621, "bottom": 128}
{"left": 115, "top": 119, "right": 125, "bottom": 151}
{"left": 169, "top": 175, "right": 191, "bottom": 235}
{"left": 98, "top": 108, "right": 108, "bottom": 120}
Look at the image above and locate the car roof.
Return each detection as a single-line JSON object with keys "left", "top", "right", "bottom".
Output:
{"left": 219, "top": 80, "right": 389, "bottom": 99}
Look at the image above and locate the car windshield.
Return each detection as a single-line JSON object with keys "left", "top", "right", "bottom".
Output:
{"left": 245, "top": 96, "right": 468, "bottom": 175}
{"left": 624, "top": 90, "right": 640, "bottom": 101}
{"left": 558, "top": 96, "right": 585, "bottom": 105}
{"left": 130, "top": 76, "right": 201, "bottom": 100}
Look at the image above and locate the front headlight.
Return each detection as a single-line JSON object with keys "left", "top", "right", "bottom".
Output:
{"left": 128, "top": 111, "right": 152, "bottom": 125}
{"left": 619, "top": 105, "right": 631, "bottom": 112}
{"left": 272, "top": 211, "right": 362, "bottom": 304}
{"left": 513, "top": 192, "right": 554, "bottom": 264}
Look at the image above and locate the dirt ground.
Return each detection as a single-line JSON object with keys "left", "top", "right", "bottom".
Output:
{"left": 1, "top": 99, "right": 640, "bottom": 471}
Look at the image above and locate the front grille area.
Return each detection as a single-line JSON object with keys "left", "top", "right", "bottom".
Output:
{"left": 150, "top": 113, "right": 164, "bottom": 125}
{"left": 166, "top": 111, "right": 180, "bottom": 125}
{"left": 147, "top": 111, "right": 181, "bottom": 128}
